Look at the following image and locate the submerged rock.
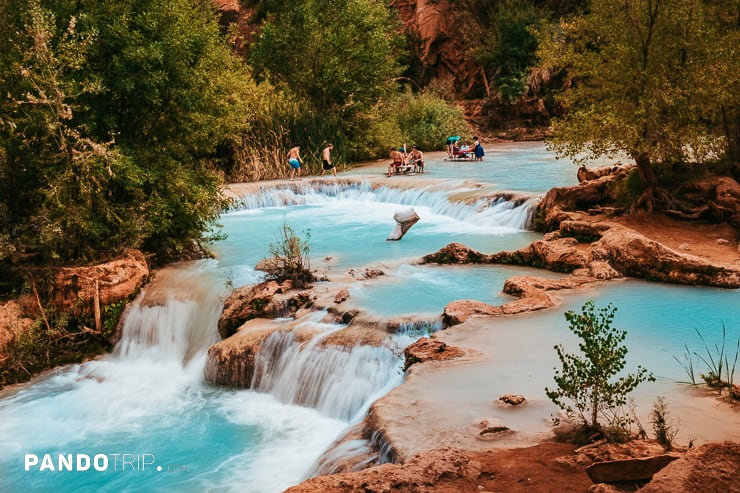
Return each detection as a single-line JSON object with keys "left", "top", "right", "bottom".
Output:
{"left": 498, "top": 394, "right": 526, "bottom": 406}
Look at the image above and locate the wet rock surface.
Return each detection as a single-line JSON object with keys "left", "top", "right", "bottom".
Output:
{"left": 403, "top": 337, "right": 464, "bottom": 370}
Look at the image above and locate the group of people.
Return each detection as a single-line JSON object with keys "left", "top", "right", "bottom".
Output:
{"left": 286, "top": 143, "right": 337, "bottom": 181}
{"left": 446, "top": 135, "right": 485, "bottom": 161}
{"left": 387, "top": 144, "right": 425, "bottom": 177}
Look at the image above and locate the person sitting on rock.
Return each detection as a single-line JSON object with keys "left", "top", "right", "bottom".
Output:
{"left": 387, "top": 147, "right": 406, "bottom": 177}
{"left": 409, "top": 145, "right": 424, "bottom": 173}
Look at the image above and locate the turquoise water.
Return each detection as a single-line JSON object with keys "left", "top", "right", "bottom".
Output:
{"left": 573, "top": 281, "right": 740, "bottom": 379}
{"left": 1, "top": 141, "right": 737, "bottom": 492}
{"left": 343, "top": 141, "right": 586, "bottom": 192}
{"left": 347, "top": 264, "right": 563, "bottom": 318}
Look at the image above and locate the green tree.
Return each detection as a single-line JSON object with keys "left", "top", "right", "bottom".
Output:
{"left": 249, "top": 0, "right": 404, "bottom": 159}
{"left": 463, "top": 0, "right": 544, "bottom": 102}
{"left": 393, "top": 88, "right": 468, "bottom": 151}
{"left": 0, "top": 1, "right": 138, "bottom": 264}
{"left": 0, "top": 0, "right": 256, "bottom": 275}
{"left": 546, "top": 301, "right": 654, "bottom": 435}
{"left": 81, "top": 0, "right": 255, "bottom": 259}
{"left": 538, "top": 0, "right": 738, "bottom": 210}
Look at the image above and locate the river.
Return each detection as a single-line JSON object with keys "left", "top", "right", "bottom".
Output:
{"left": 1, "top": 142, "right": 738, "bottom": 492}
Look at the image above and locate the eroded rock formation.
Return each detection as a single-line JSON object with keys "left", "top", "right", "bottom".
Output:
{"left": 284, "top": 446, "right": 482, "bottom": 493}
{"left": 387, "top": 207, "right": 421, "bottom": 241}
{"left": 403, "top": 337, "right": 464, "bottom": 370}
{"left": 423, "top": 217, "right": 740, "bottom": 289}
{"left": 638, "top": 441, "right": 740, "bottom": 493}
{"left": 217, "top": 280, "right": 308, "bottom": 338}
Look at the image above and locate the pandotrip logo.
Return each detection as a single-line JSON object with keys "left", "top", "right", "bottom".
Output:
{"left": 24, "top": 453, "right": 171, "bottom": 473}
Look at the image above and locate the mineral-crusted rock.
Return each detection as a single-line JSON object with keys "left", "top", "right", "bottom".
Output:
{"left": 442, "top": 299, "right": 501, "bottom": 326}
{"left": 204, "top": 325, "right": 279, "bottom": 388}
{"left": 387, "top": 208, "right": 420, "bottom": 241}
{"left": 422, "top": 242, "right": 490, "bottom": 264}
{"left": 333, "top": 288, "right": 349, "bottom": 304}
{"left": 217, "top": 281, "right": 284, "bottom": 338}
{"left": 498, "top": 394, "right": 526, "bottom": 406}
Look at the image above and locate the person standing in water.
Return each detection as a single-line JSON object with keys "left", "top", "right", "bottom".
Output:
{"left": 473, "top": 136, "right": 485, "bottom": 161}
{"left": 287, "top": 145, "right": 303, "bottom": 180}
{"left": 321, "top": 143, "right": 336, "bottom": 176}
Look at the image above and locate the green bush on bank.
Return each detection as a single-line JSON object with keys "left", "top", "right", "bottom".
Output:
{"left": 546, "top": 301, "right": 655, "bottom": 441}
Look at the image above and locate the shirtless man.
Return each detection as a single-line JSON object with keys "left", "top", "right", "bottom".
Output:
{"left": 409, "top": 145, "right": 424, "bottom": 173}
{"left": 387, "top": 147, "right": 406, "bottom": 177}
{"left": 321, "top": 143, "right": 336, "bottom": 177}
{"left": 287, "top": 145, "right": 303, "bottom": 180}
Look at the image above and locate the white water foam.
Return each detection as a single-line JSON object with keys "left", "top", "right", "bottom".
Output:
{"left": 231, "top": 182, "right": 538, "bottom": 232}
{"left": 251, "top": 324, "right": 404, "bottom": 422}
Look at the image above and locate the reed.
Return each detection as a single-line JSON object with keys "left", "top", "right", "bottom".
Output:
{"left": 695, "top": 325, "right": 727, "bottom": 394}
{"left": 672, "top": 343, "right": 697, "bottom": 385}
{"left": 688, "top": 324, "right": 740, "bottom": 401}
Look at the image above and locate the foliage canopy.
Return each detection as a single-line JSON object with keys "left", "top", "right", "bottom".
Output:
{"left": 537, "top": 0, "right": 740, "bottom": 209}
{"left": 0, "top": 0, "right": 255, "bottom": 277}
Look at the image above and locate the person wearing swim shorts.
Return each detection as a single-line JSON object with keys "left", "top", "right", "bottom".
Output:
{"left": 287, "top": 145, "right": 303, "bottom": 180}
{"left": 409, "top": 145, "right": 424, "bottom": 173}
{"left": 387, "top": 147, "right": 406, "bottom": 177}
{"left": 321, "top": 143, "right": 336, "bottom": 176}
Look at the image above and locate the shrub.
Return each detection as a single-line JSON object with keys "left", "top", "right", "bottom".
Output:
{"left": 650, "top": 396, "right": 679, "bottom": 450}
{"left": 260, "top": 223, "right": 314, "bottom": 288}
{"left": 546, "top": 301, "right": 655, "bottom": 438}
{"left": 394, "top": 88, "right": 469, "bottom": 151}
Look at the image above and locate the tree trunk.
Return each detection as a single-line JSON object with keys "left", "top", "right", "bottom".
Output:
{"left": 635, "top": 152, "right": 657, "bottom": 212}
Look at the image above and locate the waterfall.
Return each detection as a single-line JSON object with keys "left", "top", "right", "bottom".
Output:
{"left": 251, "top": 326, "right": 404, "bottom": 422}
{"left": 113, "top": 261, "right": 228, "bottom": 365}
{"left": 231, "top": 180, "right": 539, "bottom": 231}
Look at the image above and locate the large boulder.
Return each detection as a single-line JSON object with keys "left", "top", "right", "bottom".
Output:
{"left": 403, "top": 337, "right": 464, "bottom": 370}
{"left": 448, "top": 217, "right": 740, "bottom": 288}
{"left": 442, "top": 299, "right": 502, "bottom": 326}
{"left": 204, "top": 325, "right": 279, "bottom": 388}
{"left": 218, "top": 280, "right": 306, "bottom": 338}
{"left": 639, "top": 441, "right": 740, "bottom": 493}
{"left": 537, "top": 175, "right": 623, "bottom": 232}
{"left": 590, "top": 222, "right": 740, "bottom": 288}
{"left": 422, "top": 242, "right": 491, "bottom": 264}
{"left": 20, "top": 249, "right": 149, "bottom": 319}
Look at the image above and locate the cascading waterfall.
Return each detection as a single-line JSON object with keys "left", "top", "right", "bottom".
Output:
{"left": 113, "top": 262, "right": 228, "bottom": 365}
{"left": 232, "top": 181, "right": 539, "bottom": 231}
{"left": 251, "top": 324, "right": 405, "bottom": 422}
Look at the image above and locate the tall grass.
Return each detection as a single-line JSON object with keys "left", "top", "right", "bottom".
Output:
{"left": 673, "top": 343, "right": 697, "bottom": 385}
{"left": 678, "top": 324, "right": 740, "bottom": 401}
{"left": 696, "top": 325, "right": 727, "bottom": 394}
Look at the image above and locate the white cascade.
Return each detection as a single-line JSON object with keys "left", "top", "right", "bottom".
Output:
{"left": 112, "top": 261, "right": 228, "bottom": 365}
{"left": 233, "top": 181, "right": 538, "bottom": 231}
{"left": 251, "top": 326, "right": 404, "bottom": 422}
